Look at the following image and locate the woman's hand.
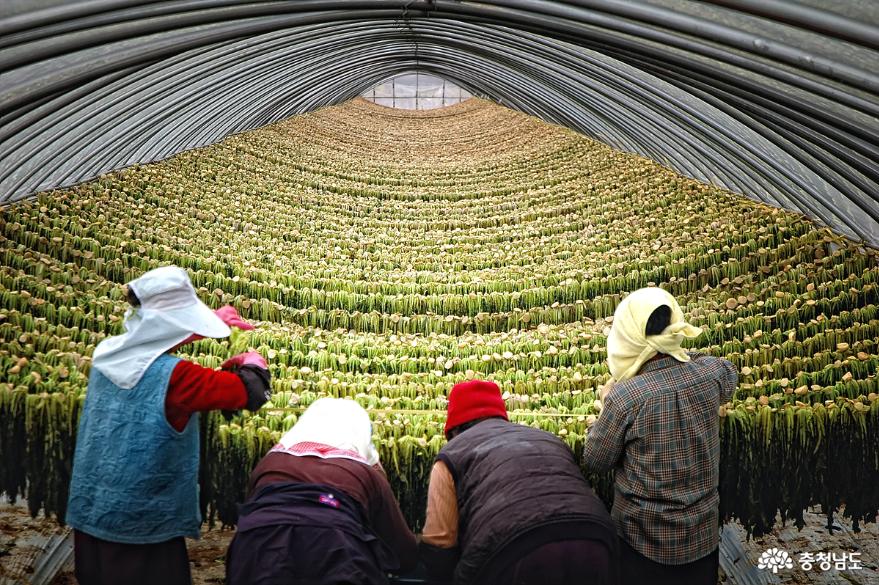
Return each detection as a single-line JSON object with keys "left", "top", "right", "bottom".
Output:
{"left": 222, "top": 351, "right": 268, "bottom": 370}
{"left": 215, "top": 305, "right": 254, "bottom": 331}
{"left": 179, "top": 306, "right": 254, "bottom": 347}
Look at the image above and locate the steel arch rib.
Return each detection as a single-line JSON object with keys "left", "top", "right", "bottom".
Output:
{"left": 0, "top": 2, "right": 876, "bottom": 244}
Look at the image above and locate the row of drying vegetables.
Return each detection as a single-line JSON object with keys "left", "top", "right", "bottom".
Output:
{"left": 0, "top": 99, "right": 877, "bottom": 535}
{"left": 1, "top": 385, "right": 876, "bottom": 535}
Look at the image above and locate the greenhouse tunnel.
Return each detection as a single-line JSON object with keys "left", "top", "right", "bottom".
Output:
{"left": 4, "top": 3, "right": 879, "bottom": 582}
{"left": 0, "top": 1, "right": 877, "bottom": 244}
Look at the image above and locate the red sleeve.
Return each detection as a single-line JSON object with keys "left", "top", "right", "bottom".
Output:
{"left": 165, "top": 360, "right": 248, "bottom": 432}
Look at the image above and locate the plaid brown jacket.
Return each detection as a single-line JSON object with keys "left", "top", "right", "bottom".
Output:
{"left": 582, "top": 352, "right": 737, "bottom": 564}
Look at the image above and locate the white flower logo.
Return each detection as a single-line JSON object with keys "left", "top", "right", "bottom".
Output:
{"left": 757, "top": 548, "right": 794, "bottom": 573}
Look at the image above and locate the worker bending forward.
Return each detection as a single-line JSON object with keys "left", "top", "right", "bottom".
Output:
{"left": 420, "top": 379, "right": 618, "bottom": 585}
{"left": 226, "top": 397, "right": 417, "bottom": 584}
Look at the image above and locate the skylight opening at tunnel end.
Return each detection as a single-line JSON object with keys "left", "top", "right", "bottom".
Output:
{"left": 362, "top": 72, "right": 472, "bottom": 110}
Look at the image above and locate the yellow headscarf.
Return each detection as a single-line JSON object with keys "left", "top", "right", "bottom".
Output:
{"left": 606, "top": 287, "right": 703, "bottom": 384}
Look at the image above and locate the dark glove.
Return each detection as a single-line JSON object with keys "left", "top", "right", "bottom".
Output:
{"left": 237, "top": 364, "right": 272, "bottom": 411}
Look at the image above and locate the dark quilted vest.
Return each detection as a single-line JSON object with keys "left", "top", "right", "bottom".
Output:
{"left": 437, "top": 418, "right": 617, "bottom": 584}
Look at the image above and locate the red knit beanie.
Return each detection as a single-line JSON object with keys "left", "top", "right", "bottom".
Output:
{"left": 444, "top": 379, "right": 508, "bottom": 435}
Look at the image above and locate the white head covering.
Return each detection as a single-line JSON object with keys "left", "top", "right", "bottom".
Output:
{"left": 606, "top": 287, "right": 703, "bottom": 384}
{"left": 274, "top": 398, "right": 380, "bottom": 466}
{"left": 92, "top": 265, "right": 230, "bottom": 389}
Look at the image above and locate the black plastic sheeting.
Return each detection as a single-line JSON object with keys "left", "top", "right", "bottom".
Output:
{"left": 0, "top": 1, "right": 877, "bottom": 244}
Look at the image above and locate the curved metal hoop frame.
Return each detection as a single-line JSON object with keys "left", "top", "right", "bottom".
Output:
{"left": 0, "top": 2, "right": 876, "bottom": 243}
